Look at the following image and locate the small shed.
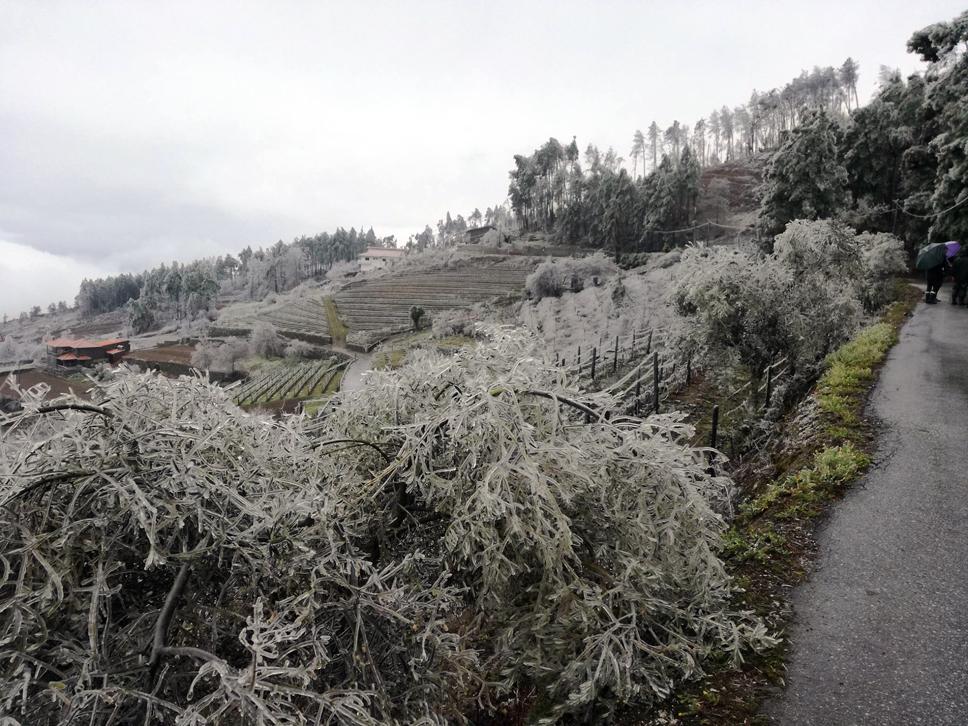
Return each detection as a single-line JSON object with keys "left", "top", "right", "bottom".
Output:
{"left": 359, "top": 246, "right": 405, "bottom": 273}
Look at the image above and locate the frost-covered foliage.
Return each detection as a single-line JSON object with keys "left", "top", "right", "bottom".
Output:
{"left": 320, "top": 327, "right": 772, "bottom": 720}
{"left": 325, "top": 259, "right": 360, "bottom": 280}
{"left": 520, "top": 254, "right": 684, "bottom": 357}
{"left": 524, "top": 252, "right": 617, "bottom": 300}
{"left": 430, "top": 307, "right": 480, "bottom": 338}
{"left": 675, "top": 221, "right": 903, "bottom": 382}
{"left": 773, "top": 220, "right": 905, "bottom": 313}
{"left": 0, "top": 331, "right": 771, "bottom": 723}
{"left": 283, "top": 338, "right": 320, "bottom": 358}
{"left": 0, "top": 374, "right": 476, "bottom": 725}
{"left": 191, "top": 338, "right": 249, "bottom": 373}
{"left": 0, "top": 336, "right": 44, "bottom": 364}
{"left": 248, "top": 321, "right": 285, "bottom": 358}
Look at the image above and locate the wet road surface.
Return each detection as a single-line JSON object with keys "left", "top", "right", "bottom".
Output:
{"left": 763, "top": 297, "right": 968, "bottom": 725}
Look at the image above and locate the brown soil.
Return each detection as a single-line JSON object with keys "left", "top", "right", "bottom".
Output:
{"left": 127, "top": 344, "right": 195, "bottom": 366}
{"left": 1, "top": 369, "right": 92, "bottom": 400}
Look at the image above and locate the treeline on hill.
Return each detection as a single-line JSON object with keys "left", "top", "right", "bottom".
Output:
{"left": 511, "top": 13, "right": 967, "bottom": 257}
{"left": 404, "top": 204, "right": 516, "bottom": 250}
{"left": 75, "top": 226, "right": 392, "bottom": 331}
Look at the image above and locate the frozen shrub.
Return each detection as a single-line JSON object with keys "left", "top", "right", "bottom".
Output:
{"left": 283, "top": 338, "right": 319, "bottom": 358}
{"left": 525, "top": 252, "right": 617, "bottom": 300}
{"left": 325, "top": 259, "right": 360, "bottom": 280}
{"left": 248, "top": 321, "right": 285, "bottom": 357}
{"left": 0, "top": 373, "right": 477, "bottom": 725}
{"left": 191, "top": 338, "right": 249, "bottom": 373}
{"left": 321, "top": 327, "right": 773, "bottom": 720}
{"left": 858, "top": 231, "right": 907, "bottom": 311}
{"left": 674, "top": 243, "right": 861, "bottom": 381}
{"left": 431, "top": 308, "right": 478, "bottom": 338}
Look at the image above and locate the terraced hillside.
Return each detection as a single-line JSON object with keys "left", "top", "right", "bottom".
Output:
{"left": 334, "top": 261, "right": 532, "bottom": 337}
{"left": 214, "top": 298, "right": 331, "bottom": 345}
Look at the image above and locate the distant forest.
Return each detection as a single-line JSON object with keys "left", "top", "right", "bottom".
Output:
{"left": 43, "top": 11, "right": 968, "bottom": 331}
{"left": 509, "top": 32, "right": 967, "bottom": 255}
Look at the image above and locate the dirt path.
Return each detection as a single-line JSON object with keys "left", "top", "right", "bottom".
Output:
{"left": 763, "top": 297, "right": 968, "bottom": 724}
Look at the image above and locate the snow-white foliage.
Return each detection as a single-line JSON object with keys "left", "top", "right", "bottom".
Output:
{"left": 248, "top": 321, "right": 285, "bottom": 358}
{"left": 283, "top": 338, "right": 320, "bottom": 358}
{"left": 325, "top": 259, "right": 360, "bottom": 281}
{"left": 320, "top": 326, "right": 773, "bottom": 720}
{"left": 673, "top": 219, "right": 901, "bottom": 382}
{"left": 524, "top": 252, "right": 618, "bottom": 300}
{"left": 191, "top": 338, "right": 249, "bottom": 373}
{"left": 773, "top": 219, "right": 905, "bottom": 313}
{"left": 430, "top": 307, "right": 480, "bottom": 338}
{"left": 0, "top": 329, "right": 772, "bottom": 723}
{"left": 519, "top": 254, "right": 684, "bottom": 357}
{"left": 0, "top": 373, "right": 476, "bottom": 725}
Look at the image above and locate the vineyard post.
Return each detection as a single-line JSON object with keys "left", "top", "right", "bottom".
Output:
{"left": 591, "top": 347, "right": 597, "bottom": 380}
{"left": 646, "top": 329, "right": 653, "bottom": 355}
{"left": 709, "top": 404, "right": 720, "bottom": 449}
{"left": 652, "top": 352, "right": 660, "bottom": 413}
{"left": 613, "top": 335, "right": 619, "bottom": 374}
{"left": 635, "top": 378, "right": 641, "bottom": 416}
{"left": 577, "top": 346, "right": 581, "bottom": 377}
{"left": 686, "top": 354, "right": 692, "bottom": 385}
{"left": 631, "top": 330, "right": 636, "bottom": 360}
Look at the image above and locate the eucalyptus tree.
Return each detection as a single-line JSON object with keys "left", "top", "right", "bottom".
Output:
{"left": 759, "top": 109, "right": 848, "bottom": 236}
{"left": 630, "top": 128, "right": 646, "bottom": 179}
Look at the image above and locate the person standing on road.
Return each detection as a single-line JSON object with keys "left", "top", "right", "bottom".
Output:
{"left": 951, "top": 248, "right": 968, "bottom": 305}
{"left": 925, "top": 257, "right": 950, "bottom": 304}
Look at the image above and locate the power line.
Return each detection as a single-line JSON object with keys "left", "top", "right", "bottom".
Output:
{"left": 894, "top": 194, "right": 968, "bottom": 220}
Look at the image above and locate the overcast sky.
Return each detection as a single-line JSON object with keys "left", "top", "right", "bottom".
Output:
{"left": 0, "top": 0, "right": 963, "bottom": 316}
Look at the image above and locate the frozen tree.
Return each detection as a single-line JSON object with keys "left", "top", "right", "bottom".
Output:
{"left": 248, "top": 321, "right": 285, "bottom": 358}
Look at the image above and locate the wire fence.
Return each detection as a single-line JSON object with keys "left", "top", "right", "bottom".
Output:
{"left": 550, "top": 326, "right": 791, "bottom": 458}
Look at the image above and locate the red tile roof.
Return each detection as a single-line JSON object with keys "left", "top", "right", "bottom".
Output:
{"left": 56, "top": 352, "right": 92, "bottom": 362}
{"left": 48, "top": 337, "right": 128, "bottom": 349}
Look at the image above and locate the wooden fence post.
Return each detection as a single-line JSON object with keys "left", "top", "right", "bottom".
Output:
{"left": 652, "top": 352, "right": 660, "bottom": 413}
{"left": 646, "top": 329, "right": 653, "bottom": 355}
{"left": 631, "top": 330, "right": 636, "bottom": 360}
{"left": 709, "top": 404, "right": 720, "bottom": 449}
{"left": 591, "top": 347, "right": 597, "bottom": 380}
{"left": 577, "top": 346, "right": 581, "bottom": 377}
{"left": 635, "top": 378, "right": 641, "bottom": 416}
{"left": 613, "top": 335, "right": 619, "bottom": 374}
{"left": 686, "top": 354, "right": 692, "bottom": 385}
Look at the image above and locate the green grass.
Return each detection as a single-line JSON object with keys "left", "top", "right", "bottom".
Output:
{"left": 323, "top": 297, "right": 348, "bottom": 347}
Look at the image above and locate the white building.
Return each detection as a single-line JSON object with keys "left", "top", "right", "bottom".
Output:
{"left": 359, "top": 246, "right": 405, "bottom": 273}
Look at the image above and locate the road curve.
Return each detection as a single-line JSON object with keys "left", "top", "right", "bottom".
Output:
{"left": 763, "top": 296, "right": 968, "bottom": 725}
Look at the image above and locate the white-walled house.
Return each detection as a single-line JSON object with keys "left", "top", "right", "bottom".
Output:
{"left": 359, "top": 246, "right": 405, "bottom": 273}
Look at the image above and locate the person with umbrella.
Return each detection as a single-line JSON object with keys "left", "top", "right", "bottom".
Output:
{"left": 916, "top": 241, "right": 959, "bottom": 304}
{"left": 951, "top": 244, "right": 968, "bottom": 305}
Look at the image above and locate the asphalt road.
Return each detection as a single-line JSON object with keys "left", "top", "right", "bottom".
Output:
{"left": 763, "top": 296, "right": 968, "bottom": 725}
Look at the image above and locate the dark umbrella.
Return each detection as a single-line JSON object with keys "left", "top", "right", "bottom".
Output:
{"left": 916, "top": 242, "right": 949, "bottom": 271}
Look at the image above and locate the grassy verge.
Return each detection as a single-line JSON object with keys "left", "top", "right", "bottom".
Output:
{"left": 323, "top": 297, "right": 348, "bottom": 347}
{"left": 666, "top": 283, "right": 920, "bottom": 724}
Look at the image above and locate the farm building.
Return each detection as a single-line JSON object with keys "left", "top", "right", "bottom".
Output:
{"left": 359, "top": 246, "right": 405, "bottom": 273}
{"left": 47, "top": 337, "right": 130, "bottom": 367}
{"left": 465, "top": 225, "right": 504, "bottom": 246}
